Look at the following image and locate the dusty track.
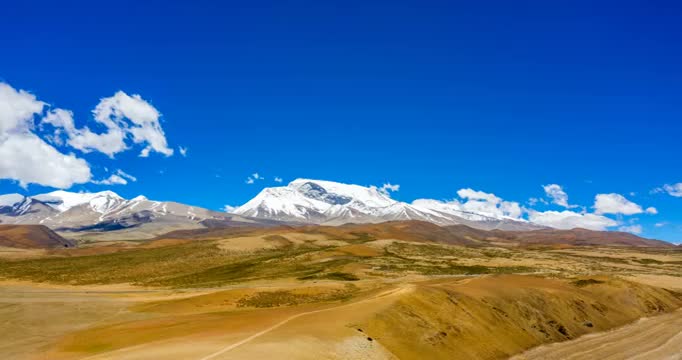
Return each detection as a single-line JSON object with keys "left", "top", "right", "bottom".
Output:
{"left": 73, "top": 284, "right": 411, "bottom": 360}
{"left": 512, "top": 309, "right": 682, "bottom": 360}
{"left": 197, "top": 285, "right": 410, "bottom": 359}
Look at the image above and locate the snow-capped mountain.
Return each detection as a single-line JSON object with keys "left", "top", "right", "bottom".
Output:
{"left": 0, "top": 191, "right": 259, "bottom": 238}
{"left": 233, "top": 179, "right": 544, "bottom": 230}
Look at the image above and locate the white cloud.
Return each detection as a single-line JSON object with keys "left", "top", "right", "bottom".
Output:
{"left": 542, "top": 184, "right": 575, "bottom": 208}
{"left": 0, "top": 82, "right": 174, "bottom": 189}
{"left": 528, "top": 197, "right": 548, "bottom": 206}
{"left": 527, "top": 210, "right": 618, "bottom": 231}
{"left": 374, "top": 183, "right": 400, "bottom": 196}
{"left": 645, "top": 207, "right": 658, "bottom": 215}
{"left": 93, "top": 169, "right": 137, "bottom": 186}
{"left": 452, "top": 188, "right": 523, "bottom": 219}
{"left": 457, "top": 188, "right": 501, "bottom": 203}
{"left": 178, "top": 146, "right": 188, "bottom": 157}
{"left": 618, "top": 224, "right": 642, "bottom": 234}
{"left": 94, "top": 174, "right": 127, "bottom": 185}
{"left": 594, "top": 193, "right": 644, "bottom": 215}
{"left": 0, "top": 83, "right": 44, "bottom": 134}
{"left": 274, "top": 177, "right": 283, "bottom": 183}
{"left": 0, "top": 83, "right": 91, "bottom": 188}
{"left": 0, "top": 134, "right": 92, "bottom": 189}
{"left": 117, "top": 170, "right": 137, "bottom": 182}
{"left": 658, "top": 183, "right": 682, "bottom": 197}
{"left": 223, "top": 205, "right": 236, "bottom": 212}
{"left": 655, "top": 222, "right": 668, "bottom": 228}
{"left": 43, "top": 91, "right": 173, "bottom": 158}
{"left": 246, "top": 173, "right": 263, "bottom": 184}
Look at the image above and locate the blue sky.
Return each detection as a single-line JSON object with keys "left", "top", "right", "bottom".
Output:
{"left": 1, "top": 0, "right": 681, "bottom": 242}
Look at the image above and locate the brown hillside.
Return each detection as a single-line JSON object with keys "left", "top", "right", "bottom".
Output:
{"left": 0, "top": 225, "right": 75, "bottom": 249}
{"left": 158, "top": 220, "right": 673, "bottom": 248}
{"left": 479, "top": 227, "right": 675, "bottom": 248}
{"left": 159, "top": 221, "right": 478, "bottom": 246}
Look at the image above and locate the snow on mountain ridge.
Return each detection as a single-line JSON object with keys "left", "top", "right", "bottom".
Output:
{"left": 289, "top": 178, "right": 395, "bottom": 208}
{"left": 0, "top": 194, "right": 25, "bottom": 207}
{"left": 232, "top": 178, "right": 541, "bottom": 230}
{"left": 32, "top": 190, "right": 124, "bottom": 213}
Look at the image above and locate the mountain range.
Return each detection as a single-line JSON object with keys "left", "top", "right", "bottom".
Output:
{"left": 232, "top": 179, "right": 544, "bottom": 231}
{"left": 0, "top": 179, "right": 673, "bottom": 247}
{"left": 0, "top": 190, "right": 259, "bottom": 240}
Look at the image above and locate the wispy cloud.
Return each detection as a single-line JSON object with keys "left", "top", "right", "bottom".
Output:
{"left": 377, "top": 183, "right": 400, "bottom": 196}
{"left": 245, "top": 172, "right": 263, "bottom": 185}
{"left": 653, "top": 183, "right": 682, "bottom": 197}
{"left": 618, "top": 224, "right": 642, "bottom": 234}
{"left": 94, "top": 169, "right": 137, "bottom": 185}
{"left": 542, "top": 184, "right": 576, "bottom": 208}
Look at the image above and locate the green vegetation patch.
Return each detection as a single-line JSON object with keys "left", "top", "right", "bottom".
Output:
{"left": 633, "top": 258, "right": 665, "bottom": 265}
{"left": 0, "top": 241, "right": 348, "bottom": 288}
{"left": 237, "top": 285, "right": 357, "bottom": 308}
{"left": 571, "top": 279, "right": 605, "bottom": 287}
{"left": 299, "top": 271, "right": 359, "bottom": 281}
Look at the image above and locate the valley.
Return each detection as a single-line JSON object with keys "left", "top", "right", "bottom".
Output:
{"left": 0, "top": 222, "right": 680, "bottom": 359}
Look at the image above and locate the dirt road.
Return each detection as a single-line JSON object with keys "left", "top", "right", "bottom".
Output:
{"left": 197, "top": 285, "right": 411, "bottom": 359}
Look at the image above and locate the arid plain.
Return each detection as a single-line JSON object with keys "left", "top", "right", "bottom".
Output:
{"left": 1, "top": 222, "right": 681, "bottom": 360}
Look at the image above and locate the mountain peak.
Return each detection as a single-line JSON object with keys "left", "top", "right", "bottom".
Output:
{"left": 233, "top": 179, "right": 541, "bottom": 231}
{"left": 32, "top": 190, "right": 123, "bottom": 213}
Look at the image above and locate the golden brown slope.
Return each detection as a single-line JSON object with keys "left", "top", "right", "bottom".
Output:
{"left": 361, "top": 275, "right": 682, "bottom": 360}
{"left": 158, "top": 220, "right": 673, "bottom": 248}
{"left": 479, "top": 227, "right": 675, "bottom": 248}
{"left": 33, "top": 275, "right": 682, "bottom": 360}
{"left": 0, "top": 225, "right": 74, "bottom": 249}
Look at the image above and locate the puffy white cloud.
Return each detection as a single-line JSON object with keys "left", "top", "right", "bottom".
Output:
{"left": 245, "top": 177, "right": 255, "bottom": 184}
{"left": 179, "top": 146, "right": 188, "bottom": 157}
{"left": 542, "top": 184, "right": 575, "bottom": 208}
{"left": 1, "top": 82, "right": 172, "bottom": 189}
{"left": 93, "top": 170, "right": 137, "bottom": 186}
{"left": 44, "top": 91, "right": 173, "bottom": 158}
{"left": 41, "top": 108, "right": 76, "bottom": 146}
{"left": 0, "top": 83, "right": 45, "bottom": 134}
{"left": 0, "top": 134, "right": 91, "bottom": 188}
{"left": 274, "top": 177, "right": 283, "bottom": 183}
{"left": 645, "top": 207, "right": 658, "bottom": 215}
{"left": 457, "top": 188, "right": 501, "bottom": 203}
{"left": 451, "top": 188, "right": 523, "bottom": 219}
{"left": 0, "top": 83, "right": 91, "bottom": 188}
{"left": 618, "top": 224, "right": 642, "bottom": 234}
{"left": 499, "top": 201, "right": 523, "bottom": 218}
{"left": 594, "top": 193, "right": 643, "bottom": 215}
{"left": 658, "top": 183, "right": 682, "bottom": 197}
{"left": 223, "top": 204, "right": 236, "bottom": 212}
{"left": 527, "top": 210, "right": 618, "bottom": 231}
{"left": 655, "top": 222, "right": 668, "bottom": 228}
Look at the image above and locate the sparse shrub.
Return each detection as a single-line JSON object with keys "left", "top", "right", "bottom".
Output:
{"left": 571, "top": 279, "right": 604, "bottom": 287}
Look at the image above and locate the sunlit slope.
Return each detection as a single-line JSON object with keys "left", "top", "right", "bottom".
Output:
{"left": 38, "top": 275, "right": 682, "bottom": 360}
